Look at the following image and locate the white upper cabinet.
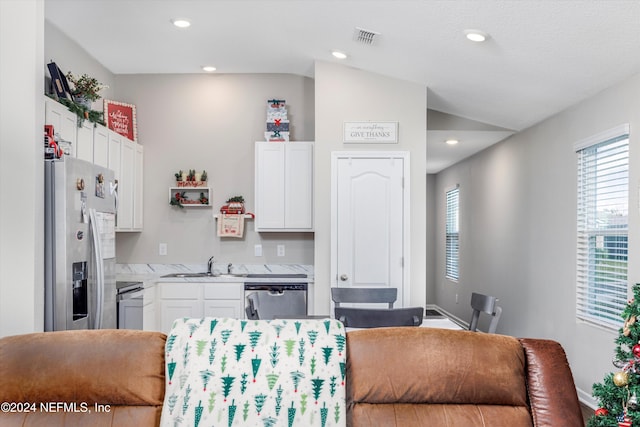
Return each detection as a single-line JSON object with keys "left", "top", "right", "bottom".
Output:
{"left": 92, "top": 124, "right": 110, "bottom": 168}
{"left": 76, "top": 120, "right": 94, "bottom": 163}
{"left": 44, "top": 98, "right": 143, "bottom": 232}
{"left": 44, "top": 98, "right": 77, "bottom": 157}
{"left": 255, "top": 141, "right": 314, "bottom": 232}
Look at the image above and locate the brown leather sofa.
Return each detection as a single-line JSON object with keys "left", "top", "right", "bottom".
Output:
{"left": 0, "top": 327, "right": 583, "bottom": 427}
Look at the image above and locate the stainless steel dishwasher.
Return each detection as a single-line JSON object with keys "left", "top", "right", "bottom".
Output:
{"left": 244, "top": 275, "right": 308, "bottom": 319}
{"left": 116, "top": 281, "right": 144, "bottom": 329}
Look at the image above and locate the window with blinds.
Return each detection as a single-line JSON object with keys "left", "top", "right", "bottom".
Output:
{"left": 446, "top": 186, "right": 460, "bottom": 281}
{"left": 576, "top": 124, "right": 629, "bottom": 329}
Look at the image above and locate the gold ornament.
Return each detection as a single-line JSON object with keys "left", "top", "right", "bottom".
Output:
{"left": 613, "top": 371, "right": 629, "bottom": 387}
{"left": 623, "top": 316, "right": 636, "bottom": 336}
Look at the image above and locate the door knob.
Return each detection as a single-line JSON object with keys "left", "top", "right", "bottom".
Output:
{"left": 340, "top": 274, "right": 348, "bottom": 281}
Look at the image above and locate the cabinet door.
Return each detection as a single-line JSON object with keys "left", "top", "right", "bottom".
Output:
{"left": 133, "top": 143, "right": 144, "bottom": 230}
{"left": 108, "top": 131, "right": 122, "bottom": 178}
{"left": 285, "top": 142, "right": 313, "bottom": 229}
{"left": 142, "top": 285, "right": 158, "bottom": 332}
{"left": 45, "top": 99, "right": 77, "bottom": 157}
{"left": 255, "top": 142, "right": 314, "bottom": 231}
{"left": 203, "top": 300, "right": 243, "bottom": 318}
{"left": 93, "top": 124, "right": 109, "bottom": 167}
{"left": 118, "top": 138, "right": 135, "bottom": 230}
{"left": 255, "top": 143, "right": 286, "bottom": 229}
{"left": 160, "top": 300, "right": 202, "bottom": 333}
{"left": 76, "top": 120, "right": 94, "bottom": 163}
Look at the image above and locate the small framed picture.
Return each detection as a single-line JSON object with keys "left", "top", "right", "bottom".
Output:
{"left": 47, "top": 61, "right": 72, "bottom": 100}
{"left": 103, "top": 99, "right": 137, "bottom": 142}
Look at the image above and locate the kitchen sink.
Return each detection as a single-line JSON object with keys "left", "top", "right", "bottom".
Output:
{"left": 160, "top": 272, "right": 211, "bottom": 278}
{"left": 160, "top": 272, "right": 248, "bottom": 278}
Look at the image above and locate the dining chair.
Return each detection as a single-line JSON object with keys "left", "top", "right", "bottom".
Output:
{"left": 335, "top": 306, "right": 423, "bottom": 328}
{"left": 469, "top": 292, "right": 502, "bottom": 333}
{"left": 331, "top": 287, "right": 397, "bottom": 308}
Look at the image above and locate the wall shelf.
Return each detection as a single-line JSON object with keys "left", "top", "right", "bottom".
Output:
{"left": 169, "top": 187, "right": 211, "bottom": 208}
{"left": 213, "top": 213, "right": 255, "bottom": 219}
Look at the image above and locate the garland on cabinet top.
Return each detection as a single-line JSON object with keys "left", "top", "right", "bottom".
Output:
{"left": 46, "top": 62, "right": 106, "bottom": 127}
{"left": 174, "top": 169, "right": 208, "bottom": 187}
{"left": 265, "top": 99, "right": 289, "bottom": 142}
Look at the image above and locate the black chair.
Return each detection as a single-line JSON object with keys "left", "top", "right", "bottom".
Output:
{"left": 331, "top": 287, "right": 397, "bottom": 309}
{"left": 335, "top": 306, "right": 423, "bottom": 328}
{"left": 469, "top": 292, "right": 502, "bottom": 333}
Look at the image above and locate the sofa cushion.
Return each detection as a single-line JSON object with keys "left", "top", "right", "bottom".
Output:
{"left": 347, "top": 327, "right": 532, "bottom": 427}
{"left": 161, "top": 317, "right": 347, "bottom": 427}
{"left": 0, "top": 329, "right": 166, "bottom": 427}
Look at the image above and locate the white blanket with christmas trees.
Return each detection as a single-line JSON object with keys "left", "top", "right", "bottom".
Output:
{"left": 160, "top": 317, "right": 347, "bottom": 427}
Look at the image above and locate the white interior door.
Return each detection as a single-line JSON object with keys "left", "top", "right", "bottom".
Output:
{"left": 331, "top": 152, "right": 409, "bottom": 306}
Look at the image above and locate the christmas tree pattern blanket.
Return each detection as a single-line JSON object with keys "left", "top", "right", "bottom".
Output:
{"left": 160, "top": 317, "right": 347, "bottom": 427}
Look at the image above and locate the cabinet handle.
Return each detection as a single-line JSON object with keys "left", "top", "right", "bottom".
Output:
{"left": 340, "top": 274, "right": 348, "bottom": 281}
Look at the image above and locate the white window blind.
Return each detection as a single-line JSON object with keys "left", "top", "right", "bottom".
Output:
{"left": 576, "top": 126, "right": 629, "bottom": 329}
{"left": 446, "top": 186, "right": 460, "bottom": 281}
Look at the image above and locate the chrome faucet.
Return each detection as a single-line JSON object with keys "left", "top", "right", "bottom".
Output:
{"left": 207, "top": 256, "right": 215, "bottom": 275}
{"left": 227, "top": 263, "right": 233, "bottom": 274}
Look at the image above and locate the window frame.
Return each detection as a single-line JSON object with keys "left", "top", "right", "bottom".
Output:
{"left": 445, "top": 185, "right": 460, "bottom": 282}
{"left": 575, "top": 124, "right": 630, "bottom": 330}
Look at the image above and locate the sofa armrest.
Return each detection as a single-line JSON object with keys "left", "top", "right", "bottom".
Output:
{"left": 519, "top": 338, "right": 584, "bottom": 427}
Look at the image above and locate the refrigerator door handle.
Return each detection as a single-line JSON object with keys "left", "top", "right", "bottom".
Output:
{"left": 89, "top": 208, "right": 104, "bottom": 329}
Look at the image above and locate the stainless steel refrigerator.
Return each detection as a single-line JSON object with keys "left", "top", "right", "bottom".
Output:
{"left": 45, "top": 156, "right": 117, "bottom": 331}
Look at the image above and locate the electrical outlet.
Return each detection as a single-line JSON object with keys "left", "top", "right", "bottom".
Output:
{"left": 455, "top": 293, "right": 459, "bottom": 304}
{"left": 254, "top": 244, "right": 263, "bottom": 257}
{"left": 277, "top": 244, "right": 285, "bottom": 257}
{"left": 159, "top": 243, "right": 168, "bottom": 256}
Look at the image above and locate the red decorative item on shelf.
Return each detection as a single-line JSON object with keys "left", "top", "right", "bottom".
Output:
{"left": 220, "top": 202, "right": 245, "bottom": 214}
{"left": 595, "top": 407, "right": 608, "bottom": 416}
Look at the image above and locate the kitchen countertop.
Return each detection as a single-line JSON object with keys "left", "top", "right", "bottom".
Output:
{"left": 116, "top": 263, "right": 314, "bottom": 285}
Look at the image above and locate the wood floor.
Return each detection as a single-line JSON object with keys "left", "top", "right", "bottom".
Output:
{"left": 581, "top": 402, "right": 593, "bottom": 425}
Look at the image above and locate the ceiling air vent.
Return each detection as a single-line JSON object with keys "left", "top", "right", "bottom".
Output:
{"left": 354, "top": 27, "right": 380, "bottom": 45}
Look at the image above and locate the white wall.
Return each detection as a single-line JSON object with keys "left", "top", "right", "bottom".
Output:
{"left": 432, "top": 71, "right": 640, "bottom": 404}
{"left": 313, "top": 61, "right": 427, "bottom": 315}
{"left": 44, "top": 21, "right": 116, "bottom": 110}
{"left": 113, "top": 73, "right": 315, "bottom": 265}
{"left": 44, "top": 24, "right": 316, "bottom": 266}
{"left": 0, "top": 0, "right": 44, "bottom": 337}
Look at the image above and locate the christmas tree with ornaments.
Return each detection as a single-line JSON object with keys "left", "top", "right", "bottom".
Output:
{"left": 589, "top": 284, "right": 640, "bottom": 427}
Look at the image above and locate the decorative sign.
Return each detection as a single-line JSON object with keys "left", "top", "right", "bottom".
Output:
{"left": 343, "top": 121, "right": 398, "bottom": 144}
{"left": 104, "top": 100, "right": 137, "bottom": 141}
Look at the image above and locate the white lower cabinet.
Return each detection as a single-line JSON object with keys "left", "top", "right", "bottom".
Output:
{"left": 156, "top": 282, "right": 243, "bottom": 334}
{"left": 142, "top": 285, "right": 157, "bottom": 331}
{"left": 203, "top": 283, "right": 244, "bottom": 318}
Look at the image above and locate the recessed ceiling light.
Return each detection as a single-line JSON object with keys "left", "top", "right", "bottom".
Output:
{"left": 445, "top": 139, "right": 459, "bottom": 145}
{"left": 202, "top": 66, "right": 217, "bottom": 72}
{"left": 464, "top": 29, "right": 488, "bottom": 42}
{"left": 332, "top": 50, "right": 348, "bottom": 60}
{"left": 171, "top": 18, "right": 191, "bottom": 28}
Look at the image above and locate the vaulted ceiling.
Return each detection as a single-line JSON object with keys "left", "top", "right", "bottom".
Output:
{"left": 45, "top": 0, "right": 640, "bottom": 172}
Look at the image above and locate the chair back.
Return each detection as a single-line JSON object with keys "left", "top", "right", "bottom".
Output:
{"left": 331, "top": 287, "right": 397, "bottom": 308}
{"left": 469, "top": 292, "right": 502, "bottom": 333}
{"left": 335, "top": 306, "right": 423, "bottom": 328}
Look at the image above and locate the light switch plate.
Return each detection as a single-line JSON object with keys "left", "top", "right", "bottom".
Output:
{"left": 254, "top": 244, "right": 263, "bottom": 257}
